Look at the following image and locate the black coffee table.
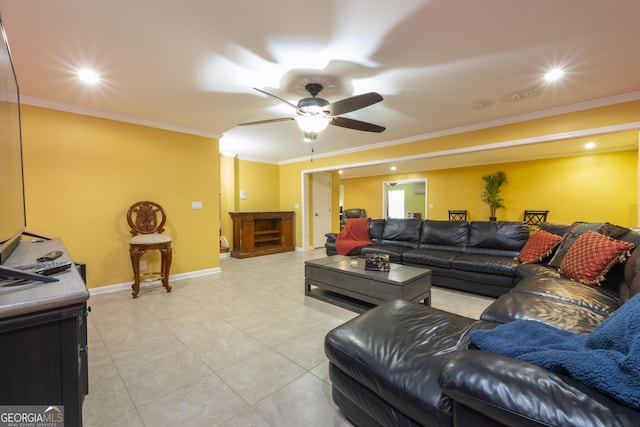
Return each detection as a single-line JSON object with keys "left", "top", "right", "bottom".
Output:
{"left": 305, "top": 255, "right": 431, "bottom": 313}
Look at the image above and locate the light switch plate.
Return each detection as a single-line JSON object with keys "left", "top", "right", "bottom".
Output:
{"left": 191, "top": 201, "right": 203, "bottom": 209}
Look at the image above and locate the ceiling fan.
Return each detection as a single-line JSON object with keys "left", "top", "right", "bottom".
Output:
{"left": 239, "top": 83, "right": 385, "bottom": 141}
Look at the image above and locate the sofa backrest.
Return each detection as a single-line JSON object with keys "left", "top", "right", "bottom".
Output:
{"left": 466, "top": 221, "right": 530, "bottom": 257}
{"left": 380, "top": 218, "right": 423, "bottom": 248}
{"left": 610, "top": 228, "right": 640, "bottom": 302}
{"left": 538, "top": 222, "right": 569, "bottom": 237}
{"left": 368, "top": 219, "right": 386, "bottom": 244}
{"left": 419, "top": 220, "right": 469, "bottom": 252}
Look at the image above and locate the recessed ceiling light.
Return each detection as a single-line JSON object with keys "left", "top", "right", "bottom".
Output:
{"left": 585, "top": 142, "right": 596, "bottom": 149}
{"left": 338, "top": 170, "right": 343, "bottom": 175}
{"left": 77, "top": 68, "right": 100, "bottom": 84}
{"left": 390, "top": 166, "right": 397, "bottom": 171}
{"left": 544, "top": 68, "right": 564, "bottom": 82}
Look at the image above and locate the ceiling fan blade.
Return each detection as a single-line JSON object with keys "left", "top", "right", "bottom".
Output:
{"left": 327, "top": 92, "right": 383, "bottom": 116}
{"left": 238, "top": 117, "right": 295, "bottom": 126}
{"left": 330, "top": 117, "right": 385, "bottom": 133}
{"left": 253, "top": 87, "right": 298, "bottom": 109}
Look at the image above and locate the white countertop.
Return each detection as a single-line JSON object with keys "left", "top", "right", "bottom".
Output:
{"left": 0, "top": 238, "right": 90, "bottom": 319}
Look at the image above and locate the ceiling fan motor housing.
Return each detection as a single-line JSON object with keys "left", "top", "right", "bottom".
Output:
{"left": 305, "top": 83, "right": 324, "bottom": 97}
{"left": 297, "top": 97, "right": 329, "bottom": 113}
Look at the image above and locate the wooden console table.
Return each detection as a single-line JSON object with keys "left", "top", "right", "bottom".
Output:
{"left": 229, "top": 211, "right": 294, "bottom": 258}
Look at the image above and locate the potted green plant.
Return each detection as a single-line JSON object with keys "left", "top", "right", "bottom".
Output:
{"left": 481, "top": 171, "right": 508, "bottom": 221}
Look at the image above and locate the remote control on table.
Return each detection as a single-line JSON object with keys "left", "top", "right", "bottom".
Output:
{"left": 37, "top": 250, "right": 63, "bottom": 262}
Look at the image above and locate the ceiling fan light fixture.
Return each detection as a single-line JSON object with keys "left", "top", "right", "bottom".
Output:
{"left": 303, "top": 132, "right": 318, "bottom": 143}
{"left": 296, "top": 115, "right": 330, "bottom": 133}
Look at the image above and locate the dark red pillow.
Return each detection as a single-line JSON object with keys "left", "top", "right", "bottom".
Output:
{"left": 559, "top": 231, "right": 635, "bottom": 286}
{"left": 517, "top": 229, "right": 563, "bottom": 264}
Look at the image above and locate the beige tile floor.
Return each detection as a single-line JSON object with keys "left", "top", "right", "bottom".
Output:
{"left": 83, "top": 249, "right": 495, "bottom": 426}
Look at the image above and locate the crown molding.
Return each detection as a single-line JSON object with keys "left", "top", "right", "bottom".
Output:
{"left": 20, "top": 96, "right": 223, "bottom": 139}
{"left": 282, "top": 91, "right": 640, "bottom": 165}
{"left": 301, "top": 121, "right": 640, "bottom": 176}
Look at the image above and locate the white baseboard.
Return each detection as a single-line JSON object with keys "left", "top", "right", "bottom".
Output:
{"left": 88, "top": 267, "right": 221, "bottom": 296}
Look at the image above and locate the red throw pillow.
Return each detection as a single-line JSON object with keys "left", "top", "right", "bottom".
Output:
{"left": 517, "top": 229, "right": 563, "bottom": 264}
{"left": 559, "top": 231, "right": 635, "bottom": 286}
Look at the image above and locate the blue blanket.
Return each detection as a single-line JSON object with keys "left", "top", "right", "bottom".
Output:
{"left": 470, "top": 294, "right": 640, "bottom": 409}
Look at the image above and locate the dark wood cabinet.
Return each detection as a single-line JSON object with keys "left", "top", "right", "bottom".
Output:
{"left": 229, "top": 211, "right": 294, "bottom": 258}
{"left": 0, "top": 238, "right": 89, "bottom": 426}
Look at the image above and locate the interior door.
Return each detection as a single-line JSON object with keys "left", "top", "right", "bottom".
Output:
{"left": 312, "top": 173, "right": 331, "bottom": 248}
{"left": 388, "top": 189, "right": 405, "bottom": 218}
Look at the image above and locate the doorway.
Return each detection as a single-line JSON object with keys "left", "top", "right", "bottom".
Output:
{"left": 383, "top": 179, "right": 428, "bottom": 219}
{"left": 312, "top": 173, "right": 332, "bottom": 248}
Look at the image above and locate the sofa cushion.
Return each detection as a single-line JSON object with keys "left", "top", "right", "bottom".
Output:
{"left": 514, "top": 263, "right": 562, "bottom": 282}
{"left": 467, "top": 221, "right": 530, "bottom": 256}
{"left": 510, "top": 276, "right": 620, "bottom": 315}
{"left": 559, "top": 231, "right": 634, "bottom": 286}
{"left": 440, "top": 350, "right": 640, "bottom": 427}
{"left": 598, "top": 223, "right": 631, "bottom": 239}
{"left": 517, "top": 229, "right": 563, "bottom": 264}
{"left": 368, "top": 219, "right": 386, "bottom": 243}
{"left": 360, "top": 244, "right": 408, "bottom": 263}
{"left": 419, "top": 220, "right": 469, "bottom": 249}
{"left": 325, "top": 300, "right": 496, "bottom": 427}
{"left": 538, "top": 222, "right": 570, "bottom": 237}
{"left": 429, "top": 267, "right": 517, "bottom": 297}
{"left": 451, "top": 254, "right": 520, "bottom": 276}
{"left": 549, "top": 222, "right": 604, "bottom": 267}
{"left": 380, "top": 218, "right": 422, "bottom": 248}
{"left": 480, "top": 291, "right": 610, "bottom": 334}
{"left": 402, "top": 249, "right": 459, "bottom": 268}
{"left": 548, "top": 222, "right": 629, "bottom": 268}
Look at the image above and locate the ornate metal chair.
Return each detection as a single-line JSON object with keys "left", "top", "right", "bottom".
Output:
{"left": 523, "top": 210, "right": 549, "bottom": 231}
{"left": 127, "top": 201, "right": 172, "bottom": 298}
{"left": 448, "top": 210, "right": 467, "bottom": 221}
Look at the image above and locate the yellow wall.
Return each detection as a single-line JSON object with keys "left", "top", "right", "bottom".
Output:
{"left": 21, "top": 105, "right": 220, "bottom": 289}
{"left": 280, "top": 101, "right": 640, "bottom": 243}
{"left": 219, "top": 154, "right": 236, "bottom": 250}
{"left": 338, "top": 150, "right": 637, "bottom": 227}
{"left": 219, "top": 158, "right": 281, "bottom": 246}
{"left": 343, "top": 177, "right": 385, "bottom": 218}
{"left": 279, "top": 163, "right": 304, "bottom": 236}
{"left": 236, "top": 159, "right": 280, "bottom": 212}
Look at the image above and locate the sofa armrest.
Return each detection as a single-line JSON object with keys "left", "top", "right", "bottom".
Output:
{"left": 439, "top": 350, "right": 640, "bottom": 427}
{"left": 325, "top": 232, "right": 338, "bottom": 243}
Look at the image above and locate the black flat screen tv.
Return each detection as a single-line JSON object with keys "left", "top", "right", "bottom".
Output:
{"left": 0, "top": 14, "right": 26, "bottom": 265}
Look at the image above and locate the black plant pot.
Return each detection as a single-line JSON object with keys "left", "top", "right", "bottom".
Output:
{"left": 489, "top": 216, "right": 497, "bottom": 221}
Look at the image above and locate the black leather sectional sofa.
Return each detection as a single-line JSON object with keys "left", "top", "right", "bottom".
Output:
{"left": 324, "top": 221, "right": 640, "bottom": 426}
{"left": 325, "top": 219, "right": 531, "bottom": 297}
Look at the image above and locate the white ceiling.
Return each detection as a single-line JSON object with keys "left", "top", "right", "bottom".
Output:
{"left": 0, "top": 0, "right": 639, "bottom": 174}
